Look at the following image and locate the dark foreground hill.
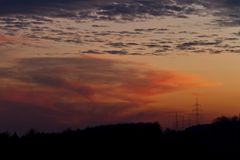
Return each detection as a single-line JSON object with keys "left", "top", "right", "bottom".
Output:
{"left": 1, "top": 117, "right": 240, "bottom": 159}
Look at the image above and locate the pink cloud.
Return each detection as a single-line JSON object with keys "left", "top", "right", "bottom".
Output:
{"left": 0, "top": 56, "right": 219, "bottom": 132}
{"left": 0, "top": 34, "right": 17, "bottom": 44}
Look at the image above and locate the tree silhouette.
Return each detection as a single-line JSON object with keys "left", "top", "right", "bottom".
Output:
{"left": 0, "top": 118, "right": 239, "bottom": 158}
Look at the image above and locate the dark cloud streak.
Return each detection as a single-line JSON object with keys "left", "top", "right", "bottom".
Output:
{"left": 0, "top": 0, "right": 239, "bottom": 25}
{"left": 0, "top": 0, "right": 204, "bottom": 19}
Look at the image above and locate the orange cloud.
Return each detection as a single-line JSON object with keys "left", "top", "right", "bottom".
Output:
{"left": 122, "top": 70, "right": 217, "bottom": 97}
{"left": 0, "top": 34, "right": 29, "bottom": 45}
{"left": 0, "top": 34, "right": 15, "bottom": 44}
{"left": 0, "top": 56, "right": 219, "bottom": 132}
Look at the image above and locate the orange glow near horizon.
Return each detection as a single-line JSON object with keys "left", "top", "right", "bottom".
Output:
{"left": 0, "top": 54, "right": 226, "bottom": 130}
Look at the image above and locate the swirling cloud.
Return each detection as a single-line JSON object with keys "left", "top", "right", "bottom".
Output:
{"left": 0, "top": 56, "right": 219, "bottom": 132}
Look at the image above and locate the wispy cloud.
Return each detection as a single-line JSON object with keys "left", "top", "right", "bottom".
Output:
{"left": 0, "top": 56, "right": 219, "bottom": 132}
{"left": 0, "top": 34, "right": 21, "bottom": 45}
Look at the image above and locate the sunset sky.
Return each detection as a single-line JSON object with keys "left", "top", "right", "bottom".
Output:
{"left": 0, "top": 0, "right": 240, "bottom": 133}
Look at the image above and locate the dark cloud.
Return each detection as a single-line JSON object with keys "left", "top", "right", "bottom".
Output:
{"left": 176, "top": 40, "right": 222, "bottom": 50}
{"left": 99, "top": 1, "right": 174, "bottom": 18}
{"left": 107, "top": 42, "right": 127, "bottom": 48}
{"left": 0, "top": 0, "right": 95, "bottom": 16}
{"left": 143, "top": 42, "right": 162, "bottom": 48}
{"left": 0, "top": 0, "right": 239, "bottom": 56}
{"left": 154, "top": 45, "right": 172, "bottom": 54}
{"left": 0, "top": 0, "right": 239, "bottom": 26}
{"left": 0, "top": 0, "right": 204, "bottom": 19}
{"left": 134, "top": 28, "right": 166, "bottom": 32}
{"left": 225, "top": 49, "right": 240, "bottom": 53}
{"left": 198, "top": 0, "right": 240, "bottom": 26}
{"left": 92, "top": 24, "right": 108, "bottom": 28}
{"left": 81, "top": 50, "right": 103, "bottom": 54}
{"left": 105, "top": 50, "right": 128, "bottom": 55}
{"left": 234, "top": 32, "right": 240, "bottom": 36}
{"left": 126, "top": 42, "right": 139, "bottom": 46}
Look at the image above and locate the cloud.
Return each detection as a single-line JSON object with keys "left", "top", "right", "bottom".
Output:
{"left": 196, "top": 0, "right": 240, "bottom": 26}
{"left": 0, "top": 0, "right": 88, "bottom": 15}
{"left": 81, "top": 50, "right": 103, "bottom": 54}
{"left": 0, "top": 34, "right": 28, "bottom": 46}
{"left": 97, "top": 0, "right": 193, "bottom": 20}
{"left": 0, "top": 34, "right": 12, "bottom": 44}
{"left": 0, "top": 0, "right": 239, "bottom": 52}
{"left": 104, "top": 50, "right": 129, "bottom": 55}
{"left": 176, "top": 40, "right": 222, "bottom": 50}
{"left": 107, "top": 42, "right": 127, "bottom": 48}
{"left": 123, "top": 69, "right": 219, "bottom": 97}
{"left": 0, "top": 0, "right": 239, "bottom": 26}
{"left": 0, "top": 0, "right": 205, "bottom": 19}
{"left": 0, "top": 56, "right": 219, "bottom": 132}
{"left": 92, "top": 24, "right": 108, "bottom": 28}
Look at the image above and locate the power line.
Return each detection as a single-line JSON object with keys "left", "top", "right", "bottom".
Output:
{"left": 192, "top": 97, "right": 202, "bottom": 125}
{"left": 181, "top": 115, "right": 185, "bottom": 129}
{"left": 168, "top": 112, "right": 180, "bottom": 130}
{"left": 175, "top": 112, "right": 179, "bottom": 130}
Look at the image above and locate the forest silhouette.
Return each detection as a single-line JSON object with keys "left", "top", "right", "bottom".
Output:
{"left": 1, "top": 116, "right": 240, "bottom": 159}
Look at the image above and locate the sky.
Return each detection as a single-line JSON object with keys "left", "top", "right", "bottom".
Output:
{"left": 0, "top": 0, "right": 240, "bottom": 133}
